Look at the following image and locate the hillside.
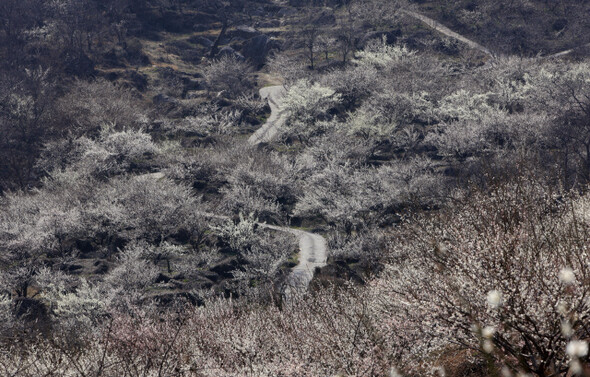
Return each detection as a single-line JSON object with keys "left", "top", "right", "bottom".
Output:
{"left": 1, "top": 0, "right": 590, "bottom": 376}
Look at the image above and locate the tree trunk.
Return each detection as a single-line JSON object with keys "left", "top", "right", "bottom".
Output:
{"left": 20, "top": 281, "right": 28, "bottom": 298}
{"left": 210, "top": 20, "right": 228, "bottom": 58}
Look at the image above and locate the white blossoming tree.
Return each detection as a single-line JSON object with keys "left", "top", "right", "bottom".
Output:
{"left": 374, "top": 180, "right": 590, "bottom": 375}
{"left": 278, "top": 79, "right": 342, "bottom": 144}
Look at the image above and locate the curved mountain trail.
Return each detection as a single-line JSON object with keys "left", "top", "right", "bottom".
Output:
{"left": 248, "top": 85, "right": 328, "bottom": 298}
{"left": 260, "top": 224, "right": 327, "bottom": 301}
{"left": 144, "top": 85, "right": 327, "bottom": 299}
{"left": 248, "top": 85, "right": 287, "bottom": 145}
{"left": 190, "top": 213, "right": 328, "bottom": 298}
{"left": 544, "top": 42, "right": 590, "bottom": 59}
{"left": 402, "top": 8, "right": 590, "bottom": 60}
{"left": 400, "top": 9, "right": 494, "bottom": 58}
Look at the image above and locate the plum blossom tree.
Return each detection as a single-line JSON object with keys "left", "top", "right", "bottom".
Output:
{"left": 294, "top": 163, "right": 386, "bottom": 234}
{"left": 0, "top": 171, "right": 89, "bottom": 297}
{"left": 526, "top": 62, "right": 590, "bottom": 185}
{"left": 38, "top": 126, "right": 161, "bottom": 179}
{"left": 211, "top": 213, "right": 294, "bottom": 298}
{"left": 56, "top": 79, "right": 147, "bottom": 137}
{"left": 104, "top": 175, "right": 197, "bottom": 245}
{"left": 278, "top": 79, "right": 341, "bottom": 144}
{"left": 44, "top": 278, "right": 108, "bottom": 336}
{"left": 295, "top": 158, "right": 441, "bottom": 234}
{"left": 374, "top": 180, "right": 590, "bottom": 375}
{"left": 220, "top": 152, "right": 298, "bottom": 223}
{"left": 0, "top": 67, "right": 56, "bottom": 191}
{"left": 104, "top": 243, "right": 159, "bottom": 293}
{"left": 203, "top": 55, "right": 254, "bottom": 99}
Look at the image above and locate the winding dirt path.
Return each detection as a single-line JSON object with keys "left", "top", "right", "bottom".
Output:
{"left": 144, "top": 85, "right": 327, "bottom": 298}
{"left": 189, "top": 211, "right": 328, "bottom": 297}
{"left": 402, "top": 8, "right": 590, "bottom": 60}
{"left": 544, "top": 42, "right": 590, "bottom": 59}
{"left": 248, "top": 85, "right": 287, "bottom": 144}
{"left": 248, "top": 86, "right": 328, "bottom": 297}
{"left": 400, "top": 9, "right": 494, "bottom": 58}
{"left": 261, "top": 224, "right": 327, "bottom": 300}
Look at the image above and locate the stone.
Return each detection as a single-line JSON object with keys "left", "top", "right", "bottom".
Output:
{"left": 242, "top": 34, "right": 280, "bottom": 68}
{"left": 234, "top": 25, "right": 260, "bottom": 39}
{"left": 192, "top": 36, "right": 214, "bottom": 47}
{"left": 153, "top": 93, "right": 176, "bottom": 105}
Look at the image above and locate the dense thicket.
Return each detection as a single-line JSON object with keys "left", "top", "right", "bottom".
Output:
{"left": 2, "top": 0, "right": 590, "bottom": 375}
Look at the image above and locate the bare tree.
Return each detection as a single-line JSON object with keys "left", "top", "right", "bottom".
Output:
{"left": 208, "top": 0, "right": 247, "bottom": 58}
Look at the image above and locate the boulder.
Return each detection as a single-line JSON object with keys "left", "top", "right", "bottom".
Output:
{"left": 242, "top": 34, "right": 280, "bottom": 68}
{"left": 233, "top": 25, "right": 260, "bottom": 39}
{"left": 153, "top": 93, "right": 176, "bottom": 105}
{"left": 191, "top": 36, "right": 214, "bottom": 47}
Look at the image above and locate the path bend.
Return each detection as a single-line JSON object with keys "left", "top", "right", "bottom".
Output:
{"left": 248, "top": 84, "right": 328, "bottom": 296}
{"left": 151, "top": 85, "right": 327, "bottom": 297}
{"left": 248, "top": 85, "right": 287, "bottom": 145}
{"left": 401, "top": 9, "right": 494, "bottom": 58}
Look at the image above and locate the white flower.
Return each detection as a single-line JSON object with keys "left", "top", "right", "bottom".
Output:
{"left": 482, "top": 326, "right": 495, "bottom": 339}
{"left": 561, "top": 321, "right": 573, "bottom": 337}
{"left": 390, "top": 367, "right": 403, "bottom": 377}
{"left": 430, "top": 366, "right": 445, "bottom": 377}
{"left": 483, "top": 340, "right": 494, "bottom": 353}
{"left": 558, "top": 301, "right": 569, "bottom": 315}
{"left": 559, "top": 267, "right": 575, "bottom": 284}
{"left": 501, "top": 367, "right": 512, "bottom": 377}
{"left": 570, "top": 359, "right": 582, "bottom": 375}
{"left": 487, "top": 290, "right": 503, "bottom": 309}
{"left": 567, "top": 340, "right": 588, "bottom": 358}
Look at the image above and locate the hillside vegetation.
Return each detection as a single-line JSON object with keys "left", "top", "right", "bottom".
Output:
{"left": 1, "top": 0, "right": 590, "bottom": 376}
